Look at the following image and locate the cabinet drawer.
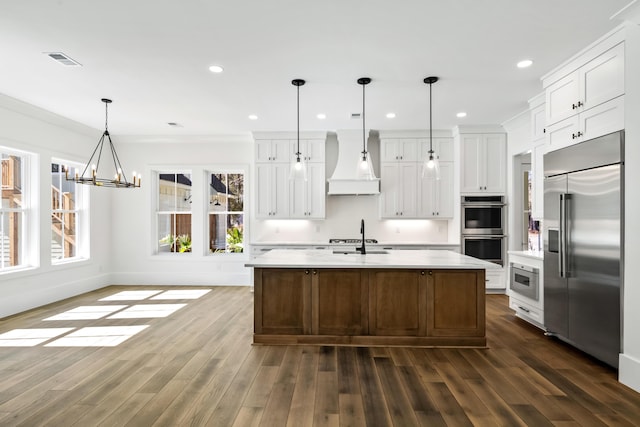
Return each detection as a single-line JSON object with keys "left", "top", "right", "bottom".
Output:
{"left": 485, "top": 270, "right": 505, "bottom": 290}
{"left": 509, "top": 298, "right": 544, "bottom": 328}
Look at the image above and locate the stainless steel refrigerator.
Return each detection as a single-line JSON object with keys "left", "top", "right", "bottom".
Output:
{"left": 544, "top": 131, "right": 623, "bottom": 368}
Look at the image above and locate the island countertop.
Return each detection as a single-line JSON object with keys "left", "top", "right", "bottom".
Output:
{"left": 245, "top": 249, "right": 499, "bottom": 270}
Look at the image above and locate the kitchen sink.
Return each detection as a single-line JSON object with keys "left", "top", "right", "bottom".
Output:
{"left": 332, "top": 250, "right": 389, "bottom": 255}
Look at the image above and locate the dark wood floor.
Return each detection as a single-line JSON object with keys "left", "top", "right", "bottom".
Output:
{"left": 0, "top": 286, "right": 638, "bottom": 426}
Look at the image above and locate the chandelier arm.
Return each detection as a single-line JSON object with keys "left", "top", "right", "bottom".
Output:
{"left": 107, "top": 133, "right": 130, "bottom": 184}
{"left": 79, "top": 132, "right": 106, "bottom": 177}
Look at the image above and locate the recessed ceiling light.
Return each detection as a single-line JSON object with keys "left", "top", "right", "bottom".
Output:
{"left": 386, "top": 113, "right": 396, "bottom": 119}
{"left": 317, "top": 113, "right": 326, "bottom": 119}
{"left": 517, "top": 59, "right": 533, "bottom": 68}
{"left": 456, "top": 112, "right": 467, "bottom": 118}
{"left": 208, "top": 65, "right": 224, "bottom": 73}
{"left": 248, "top": 114, "right": 258, "bottom": 120}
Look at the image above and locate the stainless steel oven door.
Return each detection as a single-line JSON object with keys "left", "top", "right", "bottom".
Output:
{"left": 461, "top": 204, "right": 505, "bottom": 235}
{"left": 510, "top": 263, "right": 539, "bottom": 300}
{"left": 462, "top": 235, "right": 505, "bottom": 266}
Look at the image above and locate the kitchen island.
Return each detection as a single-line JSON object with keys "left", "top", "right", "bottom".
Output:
{"left": 245, "top": 249, "right": 497, "bottom": 347}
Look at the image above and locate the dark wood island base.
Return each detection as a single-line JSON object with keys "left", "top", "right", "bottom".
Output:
{"left": 253, "top": 267, "right": 486, "bottom": 347}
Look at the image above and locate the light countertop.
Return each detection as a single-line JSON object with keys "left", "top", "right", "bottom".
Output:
{"left": 508, "top": 250, "right": 544, "bottom": 260}
{"left": 245, "top": 249, "right": 499, "bottom": 270}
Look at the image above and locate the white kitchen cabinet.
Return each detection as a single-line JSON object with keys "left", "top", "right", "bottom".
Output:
{"left": 380, "top": 162, "right": 418, "bottom": 218}
{"left": 289, "top": 162, "right": 325, "bottom": 218}
{"left": 381, "top": 139, "right": 419, "bottom": 162}
{"left": 460, "top": 133, "right": 506, "bottom": 194}
{"left": 485, "top": 268, "right": 506, "bottom": 292}
{"left": 545, "top": 96, "right": 624, "bottom": 152}
{"left": 419, "top": 137, "right": 454, "bottom": 162}
{"left": 508, "top": 252, "right": 544, "bottom": 329}
{"left": 299, "top": 139, "right": 325, "bottom": 163}
{"left": 255, "top": 163, "right": 290, "bottom": 218}
{"left": 255, "top": 139, "right": 293, "bottom": 163}
{"left": 545, "top": 43, "right": 624, "bottom": 126}
{"left": 531, "top": 104, "right": 546, "bottom": 142}
{"left": 418, "top": 162, "right": 453, "bottom": 218}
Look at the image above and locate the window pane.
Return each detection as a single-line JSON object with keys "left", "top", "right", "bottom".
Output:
{"left": 228, "top": 174, "right": 244, "bottom": 212}
{"left": 51, "top": 214, "right": 63, "bottom": 261}
{"left": 227, "top": 214, "right": 243, "bottom": 253}
{"left": 209, "top": 173, "right": 227, "bottom": 212}
{"left": 158, "top": 173, "right": 192, "bottom": 212}
{"left": 157, "top": 214, "right": 173, "bottom": 253}
{"left": 176, "top": 174, "right": 192, "bottom": 212}
{"left": 209, "top": 213, "right": 226, "bottom": 253}
{"left": 2, "top": 211, "right": 21, "bottom": 266}
{"left": 3, "top": 155, "right": 22, "bottom": 208}
{"left": 63, "top": 212, "right": 77, "bottom": 258}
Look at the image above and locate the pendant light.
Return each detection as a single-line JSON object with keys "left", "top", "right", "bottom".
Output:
{"left": 422, "top": 76, "right": 441, "bottom": 180}
{"left": 356, "top": 77, "right": 375, "bottom": 180}
{"left": 66, "top": 98, "right": 140, "bottom": 188}
{"left": 289, "top": 79, "right": 307, "bottom": 181}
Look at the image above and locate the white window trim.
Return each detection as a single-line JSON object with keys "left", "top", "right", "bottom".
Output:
{"left": 51, "top": 159, "right": 89, "bottom": 264}
{"left": 152, "top": 169, "right": 194, "bottom": 256}
{"left": 0, "top": 145, "right": 38, "bottom": 272}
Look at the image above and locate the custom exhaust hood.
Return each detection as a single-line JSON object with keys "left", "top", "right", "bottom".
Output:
{"left": 327, "top": 129, "right": 380, "bottom": 195}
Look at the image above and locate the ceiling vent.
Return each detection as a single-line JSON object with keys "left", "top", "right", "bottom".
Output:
{"left": 45, "top": 52, "right": 82, "bottom": 67}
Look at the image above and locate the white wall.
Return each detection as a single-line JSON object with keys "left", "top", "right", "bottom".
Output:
{"left": 620, "top": 21, "right": 640, "bottom": 393}
{"left": 109, "top": 136, "right": 254, "bottom": 286}
{"left": 0, "top": 95, "right": 112, "bottom": 318}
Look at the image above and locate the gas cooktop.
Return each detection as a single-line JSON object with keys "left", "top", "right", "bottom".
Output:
{"left": 329, "top": 239, "right": 378, "bottom": 244}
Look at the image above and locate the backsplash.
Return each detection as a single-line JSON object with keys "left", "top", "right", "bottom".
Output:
{"left": 251, "top": 195, "right": 450, "bottom": 243}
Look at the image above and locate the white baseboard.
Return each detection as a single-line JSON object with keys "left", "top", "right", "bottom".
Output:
{"left": 619, "top": 353, "right": 640, "bottom": 393}
{"left": 109, "top": 271, "right": 251, "bottom": 286}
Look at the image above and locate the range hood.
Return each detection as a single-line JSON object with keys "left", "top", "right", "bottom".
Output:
{"left": 327, "top": 129, "right": 380, "bottom": 195}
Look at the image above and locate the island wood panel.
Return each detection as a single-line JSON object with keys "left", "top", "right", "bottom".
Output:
{"left": 254, "top": 268, "right": 311, "bottom": 335}
{"left": 426, "top": 269, "right": 485, "bottom": 337}
{"left": 368, "top": 270, "right": 427, "bottom": 336}
{"left": 312, "top": 269, "right": 368, "bottom": 335}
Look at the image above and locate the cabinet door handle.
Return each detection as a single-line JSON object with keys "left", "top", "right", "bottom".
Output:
{"left": 313, "top": 270, "right": 317, "bottom": 275}
{"left": 577, "top": 101, "right": 583, "bottom": 107}
{"left": 518, "top": 305, "right": 530, "bottom": 313}
{"left": 305, "top": 270, "right": 310, "bottom": 275}
{"left": 576, "top": 131, "right": 583, "bottom": 137}
{"left": 421, "top": 271, "right": 425, "bottom": 276}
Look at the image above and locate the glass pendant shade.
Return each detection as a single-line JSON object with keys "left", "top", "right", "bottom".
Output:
{"left": 356, "top": 152, "right": 375, "bottom": 180}
{"left": 289, "top": 79, "right": 307, "bottom": 181}
{"left": 289, "top": 155, "right": 307, "bottom": 181}
{"left": 422, "top": 151, "right": 441, "bottom": 180}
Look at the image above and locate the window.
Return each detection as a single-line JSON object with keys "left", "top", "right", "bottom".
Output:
{"left": 208, "top": 172, "right": 244, "bottom": 253}
{"left": 51, "top": 161, "right": 87, "bottom": 262}
{"left": 1, "top": 150, "right": 28, "bottom": 270}
{"left": 156, "top": 172, "right": 192, "bottom": 254}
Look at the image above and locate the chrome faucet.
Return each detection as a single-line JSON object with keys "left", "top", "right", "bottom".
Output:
{"left": 356, "top": 219, "right": 366, "bottom": 254}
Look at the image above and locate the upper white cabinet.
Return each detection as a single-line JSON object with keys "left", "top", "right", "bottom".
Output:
{"left": 378, "top": 133, "right": 455, "bottom": 219}
{"left": 254, "top": 133, "right": 327, "bottom": 219}
{"left": 542, "top": 28, "right": 625, "bottom": 153}
{"left": 545, "top": 43, "right": 624, "bottom": 126}
{"left": 381, "top": 139, "right": 419, "bottom": 162}
{"left": 255, "top": 139, "right": 292, "bottom": 163}
{"left": 460, "top": 133, "right": 506, "bottom": 194}
{"left": 380, "top": 162, "right": 418, "bottom": 217}
{"left": 418, "top": 162, "right": 453, "bottom": 218}
{"left": 530, "top": 103, "right": 546, "bottom": 142}
{"left": 419, "top": 137, "right": 454, "bottom": 162}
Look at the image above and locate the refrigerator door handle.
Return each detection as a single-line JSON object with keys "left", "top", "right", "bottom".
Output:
{"left": 559, "top": 193, "right": 571, "bottom": 278}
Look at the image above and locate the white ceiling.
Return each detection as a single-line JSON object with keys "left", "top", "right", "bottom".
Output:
{"left": 0, "top": 0, "right": 631, "bottom": 138}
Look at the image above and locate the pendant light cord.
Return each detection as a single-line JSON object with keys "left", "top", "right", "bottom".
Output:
{"left": 362, "top": 81, "right": 366, "bottom": 155}
{"left": 105, "top": 101, "right": 109, "bottom": 132}
{"left": 429, "top": 81, "right": 432, "bottom": 153}
{"left": 297, "top": 83, "right": 300, "bottom": 156}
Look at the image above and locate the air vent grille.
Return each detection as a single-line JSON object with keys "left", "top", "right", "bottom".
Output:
{"left": 46, "top": 52, "right": 82, "bottom": 67}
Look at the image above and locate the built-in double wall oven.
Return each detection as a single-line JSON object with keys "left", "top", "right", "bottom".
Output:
{"left": 461, "top": 196, "right": 506, "bottom": 266}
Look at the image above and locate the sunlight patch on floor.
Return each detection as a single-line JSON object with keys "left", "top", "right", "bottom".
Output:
{"left": 0, "top": 328, "right": 74, "bottom": 347}
{"left": 44, "top": 325, "right": 150, "bottom": 347}
{"left": 43, "top": 305, "right": 128, "bottom": 321}
{"left": 151, "top": 289, "right": 211, "bottom": 300}
{"left": 99, "top": 290, "right": 163, "bottom": 301}
{"left": 107, "top": 304, "right": 187, "bottom": 319}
